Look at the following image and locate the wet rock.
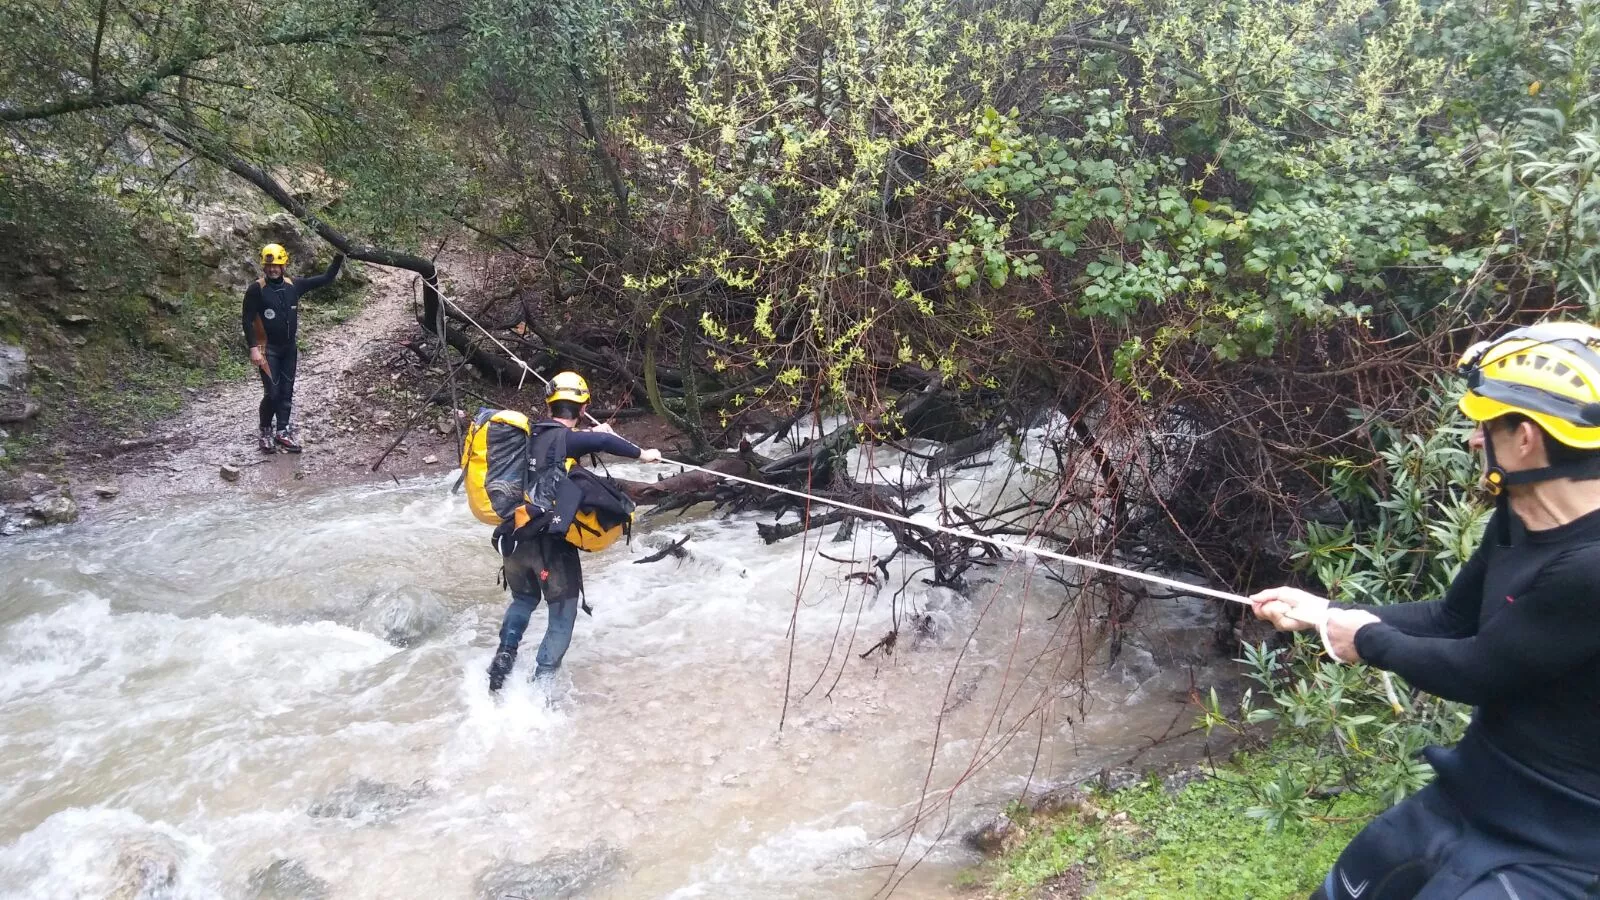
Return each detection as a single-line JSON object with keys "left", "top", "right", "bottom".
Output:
{"left": 475, "top": 843, "right": 624, "bottom": 900}
{"left": 963, "top": 815, "right": 1024, "bottom": 856}
{"left": 246, "top": 858, "right": 330, "bottom": 900}
{"left": 95, "top": 484, "right": 122, "bottom": 499}
{"left": 1093, "top": 768, "right": 1144, "bottom": 793}
{"left": 108, "top": 835, "right": 182, "bottom": 900}
{"left": 356, "top": 586, "right": 448, "bottom": 647}
{"left": 1029, "top": 785, "right": 1095, "bottom": 818}
{"left": 422, "top": 454, "right": 438, "bottom": 465}
{"left": 307, "top": 778, "right": 432, "bottom": 822}
{"left": 0, "top": 472, "right": 58, "bottom": 502}
{"left": 1162, "top": 764, "right": 1210, "bottom": 794}
{"left": 220, "top": 463, "right": 242, "bottom": 482}
{"left": 30, "top": 494, "right": 78, "bottom": 525}
{"left": 60, "top": 312, "right": 96, "bottom": 327}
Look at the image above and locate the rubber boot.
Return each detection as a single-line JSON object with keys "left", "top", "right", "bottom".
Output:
{"left": 487, "top": 645, "right": 518, "bottom": 692}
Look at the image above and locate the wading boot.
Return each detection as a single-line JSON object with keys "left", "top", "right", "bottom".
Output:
{"left": 274, "top": 428, "right": 303, "bottom": 453}
{"left": 487, "top": 645, "right": 518, "bottom": 693}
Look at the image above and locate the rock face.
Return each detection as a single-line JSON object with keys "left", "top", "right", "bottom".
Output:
{"left": 356, "top": 587, "right": 449, "bottom": 648}
{"left": 0, "top": 343, "right": 27, "bottom": 392}
{"left": 0, "top": 343, "right": 36, "bottom": 424}
{"left": 475, "top": 844, "right": 625, "bottom": 900}
{"left": 307, "top": 778, "right": 433, "bottom": 822}
{"left": 246, "top": 858, "right": 330, "bottom": 900}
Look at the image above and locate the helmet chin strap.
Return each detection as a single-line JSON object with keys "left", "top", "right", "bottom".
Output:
{"left": 1480, "top": 433, "right": 1600, "bottom": 545}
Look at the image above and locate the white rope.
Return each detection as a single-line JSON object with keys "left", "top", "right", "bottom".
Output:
{"left": 415, "top": 277, "right": 1376, "bottom": 666}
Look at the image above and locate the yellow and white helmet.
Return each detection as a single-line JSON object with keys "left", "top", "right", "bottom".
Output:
{"left": 546, "top": 371, "right": 591, "bottom": 405}
{"left": 1457, "top": 321, "right": 1600, "bottom": 449}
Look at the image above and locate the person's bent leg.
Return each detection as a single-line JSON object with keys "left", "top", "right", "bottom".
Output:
{"left": 532, "top": 539, "right": 584, "bottom": 680}
{"left": 1313, "top": 784, "right": 1463, "bottom": 900}
{"left": 488, "top": 540, "right": 547, "bottom": 692}
{"left": 533, "top": 594, "right": 579, "bottom": 678}
{"left": 1455, "top": 865, "right": 1600, "bottom": 900}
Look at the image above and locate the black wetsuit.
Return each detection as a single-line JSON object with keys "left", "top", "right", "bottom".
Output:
{"left": 490, "top": 424, "right": 642, "bottom": 687}
{"left": 241, "top": 255, "right": 343, "bottom": 431}
{"left": 1315, "top": 507, "right": 1600, "bottom": 899}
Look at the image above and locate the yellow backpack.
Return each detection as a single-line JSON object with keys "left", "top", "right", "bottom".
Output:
{"left": 458, "top": 409, "right": 637, "bottom": 552}
{"left": 460, "top": 409, "right": 533, "bottom": 527}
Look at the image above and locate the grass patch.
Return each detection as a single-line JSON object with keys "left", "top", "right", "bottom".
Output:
{"left": 986, "top": 746, "right": 1384, "bottom": 899}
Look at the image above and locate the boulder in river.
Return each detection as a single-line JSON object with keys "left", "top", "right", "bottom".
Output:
{"left": 475, "top": 843, "right": 625, "bottom": 900}
{"left": 307, "top": 777, "right": 433, "bottom": 822}
{"left": 107, "top": 835, "right": 183, "bottom": 900}
{"left": 246, "top": 858, "right": 330, "bottom": 900}
{"left": 356, "top": 586, "right": 448, "bottom": 647}
{"left": 30, "top": 494, "right": 79, "bottom": 526}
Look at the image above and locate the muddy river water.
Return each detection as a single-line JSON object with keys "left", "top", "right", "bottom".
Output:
{"left": 0, "top": 425, "right": 1234, "bottom": 899}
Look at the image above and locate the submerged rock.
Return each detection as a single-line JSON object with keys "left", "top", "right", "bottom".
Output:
{"left": 307, "top": 778, "right": 432, "bottom": 822}
{"left": 356, "top": 586, "right": 448, "bottom": 647}
{"left": 246, "top": 858, "right": 330, "bottom": 900}
{"left": 107, "top": 835, "right": 183, "bottom": 900}
{"left": 475, "top": 843, "right": 624, "bottom": 900}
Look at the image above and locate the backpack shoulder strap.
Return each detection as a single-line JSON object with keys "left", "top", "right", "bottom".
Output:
{"left": 256, "top": 278, "right": 265, "bottom": 289}
{"left": 527, "top": 421, "right": 569, "bottom": 473}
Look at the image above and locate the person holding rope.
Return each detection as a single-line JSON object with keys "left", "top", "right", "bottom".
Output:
{"left": 487, "top": 372, "right": 663, "bottom": 693}
{"left": 242, "top": 243, "right": 344, "bottom": 453}
{"left": 1252, "top": 322, "right": 1600, "bottom": 900}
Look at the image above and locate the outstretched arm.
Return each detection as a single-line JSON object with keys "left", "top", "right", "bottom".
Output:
{"left": 294, "top": 253, "right": 345, "bottom": 293}
{"left": 566, "top": 430, "right": 644, "bottom": 459}
{"left": 1355, "top": 550, "right": 1600, "bottom": 704}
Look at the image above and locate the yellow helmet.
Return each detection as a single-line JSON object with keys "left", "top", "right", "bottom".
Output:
{"left": 260, "top": 243, "right": 289, "bottom": 266}
{"left": 1457, "top": 321, "right": 1600, "bottom": 450}
{"left": 547, "top": 371, "right": 591, "bottom": 405}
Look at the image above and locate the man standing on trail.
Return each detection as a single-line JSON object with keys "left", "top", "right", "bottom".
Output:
{"left": 487, "top": 371, "right": 663, "bottom": 693}
{"left": 242, "top": 243, "right": 344, "bottom": 454}
{"left": 1253, "top": 321, "right": 1600, "bottom": 900}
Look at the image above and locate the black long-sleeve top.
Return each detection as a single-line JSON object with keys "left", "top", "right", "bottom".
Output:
{"left": 241, "top": 255, "right": 344, "bottom": 351}
{"left": 1351, "top": 507, "right": 1600, "bottom": 799}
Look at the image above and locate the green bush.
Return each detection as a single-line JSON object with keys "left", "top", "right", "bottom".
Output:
{"left": 1202, "top": 388, "right": 1486, "bottom": 829}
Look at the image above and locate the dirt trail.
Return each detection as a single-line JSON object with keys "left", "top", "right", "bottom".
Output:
{"left": 71, "top": 266, "right": 459, "bottom": 511}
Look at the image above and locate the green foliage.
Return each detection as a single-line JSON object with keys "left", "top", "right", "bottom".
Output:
{"left": 1203, "top": 390, "right": 1486, "bottom": 829}
{"left": 989, "top": 748, "right": 1379, "bottom": 899}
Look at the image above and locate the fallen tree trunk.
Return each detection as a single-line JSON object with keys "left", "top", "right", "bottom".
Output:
{"left": 140, "top": 116, "right": 533, "bottom": 384}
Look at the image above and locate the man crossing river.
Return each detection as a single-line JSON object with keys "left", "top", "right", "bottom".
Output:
{"left": 1252, "top": 322, "right": 1600, "bottom": 899}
